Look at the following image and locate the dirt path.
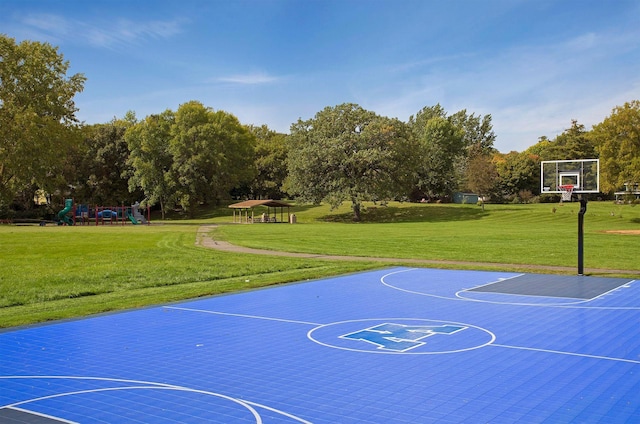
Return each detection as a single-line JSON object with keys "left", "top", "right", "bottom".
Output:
{"left": 196, "top": 225, "right": 640, "bottom": 276}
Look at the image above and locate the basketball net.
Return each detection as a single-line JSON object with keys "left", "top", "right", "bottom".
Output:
{"left": 559, "top": 185, "right": 574, "bottom": 202}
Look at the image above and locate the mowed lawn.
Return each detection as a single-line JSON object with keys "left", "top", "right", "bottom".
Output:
{"left": 1, "top": 200, "right": 639, "bottom": 328}
{"left": 215, "top": 201, "right": 640, "bottom": 271}
{"left": 0, "top": 224, "right": 378, "bottom": 328}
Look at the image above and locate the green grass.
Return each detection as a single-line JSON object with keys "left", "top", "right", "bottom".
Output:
{"left": 0, "top": 224, "right": 379, "bottom": 328}
{"left": 215, "top": 201, "right": 640, "bottom": 271}
{"left": 2, "top": 200, "right": 639, "bottom": 328}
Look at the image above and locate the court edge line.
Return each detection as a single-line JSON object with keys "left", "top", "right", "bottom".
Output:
{"left": 490, "top": 343, "right": 640, "bottom": 365}
{"left": 6, "top": 406, "right": 78, "bottom": 424}
{"left": 164, "top": 306, "right": 322, "bottom": 326}
{"left": 590, "top": 279, "right": 638, "bottom": 302}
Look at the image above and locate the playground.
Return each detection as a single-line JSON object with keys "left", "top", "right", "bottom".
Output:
{"left": 56, "top": 199, "right": 150, "bottom": 226}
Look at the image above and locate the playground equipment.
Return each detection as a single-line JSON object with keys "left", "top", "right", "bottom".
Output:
{"left": 130, "top": 201, "right": 148, "bottom": 224}
{"left": 57, "top": 199, "right": 74, "bottom": 225}
{"left": 57, "top": 200, "right": 151, "bottom": 226}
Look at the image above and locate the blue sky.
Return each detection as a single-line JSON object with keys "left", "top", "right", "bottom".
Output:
{"left": 2, "top": 0, "right": 639, "bottom": 152}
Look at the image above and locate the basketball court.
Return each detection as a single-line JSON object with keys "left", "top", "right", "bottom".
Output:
{"left": 1, "top": 267, "right": 639, "bottom": 423}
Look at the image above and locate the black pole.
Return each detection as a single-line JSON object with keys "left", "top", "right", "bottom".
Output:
{"left": 577, "top": 197, "right": 588, "bottom": 275}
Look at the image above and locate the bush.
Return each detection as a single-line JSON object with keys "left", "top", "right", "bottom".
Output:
{"left": 539, "top": 193, "right": 561, "bottom": 203}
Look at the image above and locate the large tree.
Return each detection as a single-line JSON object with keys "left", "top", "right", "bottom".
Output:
{"left": 464, "top": 153, "right": 499, "bottom": 208}
{"left": 0, "top": 35, "right": 86, "bottom": 207}
{"left": 167, "top": 101, "right": 256, "bottom": 215}
{"left": 540, "top": 120, "right": 597, "bottom": 161}
{"left": 449, "top": 109, "right": 497, "bottom": 155}
{"left": 494, "top": 151, "right": 540, "bottom": 199}
{"left": 591, "top": 100, "right": 640, "bottom": 194}
{"left": 125, "top": 110, "right": 175, "bottom": 219}
{"left": 77, "top": 114, "right": 139, "bottom": 206}
{"left": 409, "top": 106, "right": 465, "bottom": 199}
{"left": 287, "top": 103, "right": 413, "bottom": 221}
{"left": 249, "top": 125, "right": 288, "bottom": 200}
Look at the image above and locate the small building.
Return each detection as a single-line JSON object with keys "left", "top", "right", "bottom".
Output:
{"left": 453, "top": 192, "right": 479, "bottom": 204}
{"left": 229, "top": 200, "right": 293, "bottom": 223}
{"left": 614, "top": 182, "right": 640, "bottom": 203}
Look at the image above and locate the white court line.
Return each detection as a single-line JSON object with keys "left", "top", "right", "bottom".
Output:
{"left": 463, "top": 274, "right": 525, "bottom": 291}
{"left": 382, "top": 268, "right": 640, "bottom": 309}
{"left": 164, "top": 306, "right": 322, "bottom": 326}
{"left": 591, "top": 280, "right": 638, "bottom": 301}
{"left": 3, "top": 386, "right": 262, "bottom": 424}
{"left": 490, "top": 343, "right": 640, "bottom": 365}
{"left": 455, "top": 288, "right": 591, "bottom": 306}
{"left": 243, "top": 401, "right": 313, "bottom": 424}
{"left": 379, "top": 268, "right": 468, "bottom": 301}
{"left": 5, "top": 406, "right": 78, "bottom": 424}
{"left": 0, "top": 376, "right": 312, "bottom": 423}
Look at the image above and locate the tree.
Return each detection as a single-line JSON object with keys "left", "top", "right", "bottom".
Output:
{"left": 591, "top": 100, "right": 640, "bottom": 194}
{"left": 465, "top": 153, "right": 499, "bottom": 209}
{"left": 450, "top": 110, "right": 497, "bottom": 155}
{"left": 287, "top": 103, "right": 412, "bottom": 221}
{"left": 546, "top": 120, "right": 597, "bottom": 160}
{"left": 0, "top": 35, "right": 86, "bottom": 207}
{"left": 167, "top": 101, "right": 256, "bottom": 215}
{"left": 77, "top": 114, "right": 139, "bottom": 205}
{"left": 249, "top": 125, "right": 288, "bottom": 199}
{"left": 409, "top": 106, "right": 465, "bottom": 199}
{"left": 495, "top": 151, "right": 540, "bottom": 199}
{"left": 125, "top": 110, "right": 175, "bottom": 219}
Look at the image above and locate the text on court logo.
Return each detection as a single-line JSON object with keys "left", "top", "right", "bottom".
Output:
{"left": 340, "top": 323, "right": 468, "bottom": 352}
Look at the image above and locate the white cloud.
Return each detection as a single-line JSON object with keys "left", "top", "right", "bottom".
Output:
{"left": 14, "top": 13, "right": 186, "bottom": 49}
{"left": 21, "top": 13, "right": 71, "bottom": 35}
{"left": 358, "top": 24, "right": 640, "bottom": 152}
{"left": 85, "top": 18, "right": 185, "bottom": 48}
{"left": 216, "top": 72, "right": 281, "bottom": 85}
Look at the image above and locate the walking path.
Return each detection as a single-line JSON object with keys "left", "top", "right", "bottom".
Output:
{"left": 196, "top": 225, "right": 640, "bottom": 276}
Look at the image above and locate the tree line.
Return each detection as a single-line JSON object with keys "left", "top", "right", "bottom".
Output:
{"left": 2, "top": 35, "right": 639, "bottom": 221}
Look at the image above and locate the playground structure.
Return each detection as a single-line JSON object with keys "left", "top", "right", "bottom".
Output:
{"left": 57, "top": 200, "right": 150, "bottom": 226}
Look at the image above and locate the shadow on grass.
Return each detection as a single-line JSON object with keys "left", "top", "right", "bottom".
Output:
{"left": 319, "top": 204, "right": 487, "bottom": 223}
{"left": 160, "top": 202, "right": 322, "bottom": 221}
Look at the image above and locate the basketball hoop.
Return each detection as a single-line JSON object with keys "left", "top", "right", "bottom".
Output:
{"left": 558, "top": 184, "right": 574, "bottom": 202}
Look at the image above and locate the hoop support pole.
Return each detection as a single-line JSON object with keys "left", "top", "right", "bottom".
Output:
{"left": 577, "top": 196, "right": 587, "bottom": 275}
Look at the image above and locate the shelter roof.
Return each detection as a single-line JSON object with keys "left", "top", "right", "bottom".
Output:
{"left": 228, "top": 200, "right": 293, "bottom": 209}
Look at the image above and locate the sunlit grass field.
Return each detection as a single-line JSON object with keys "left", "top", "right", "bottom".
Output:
{"left": 0, "top": 224, "right": 379, "bottom": 328}
{"left": 216, "top": 200, "right": 640, "bottom": 270}
{"left": 1, "top": 200, "right": 639, "bottom": 328}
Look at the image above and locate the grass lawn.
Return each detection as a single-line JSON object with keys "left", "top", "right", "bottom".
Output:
{"left": 2, "top": 200, "right": 639, "bottom": 328}
{"left": 215, "top": 200, "right": 640, "bottom": 271}
{"left": 0, "top": 224, "right": 379, "bottom": 328}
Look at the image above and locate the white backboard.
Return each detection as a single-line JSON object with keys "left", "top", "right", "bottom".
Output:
{"left": 541, "top": 159, "right": 600, "bottom": 194}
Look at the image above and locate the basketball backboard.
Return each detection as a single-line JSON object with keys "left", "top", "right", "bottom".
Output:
{"left": 541, "top": 159, "right": 599, "bottom": 194}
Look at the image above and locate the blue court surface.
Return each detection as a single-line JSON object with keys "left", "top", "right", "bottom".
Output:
{"left": 1, "top": 267, "right": 640, "bottom": 423}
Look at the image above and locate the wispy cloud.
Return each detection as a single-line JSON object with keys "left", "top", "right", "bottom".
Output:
{"left": 216, "top": 72, "right": 281, "bottom": 85}
{"left": 85, "top": 18, "right": 185, "bottom": 48}
{"left": 363, "top": 23, "right": 640, "bottom": 152}
{"left": 14, "top": 13, "right": 186, "bottom": 49}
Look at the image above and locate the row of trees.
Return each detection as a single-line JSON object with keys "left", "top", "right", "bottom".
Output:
{"left": 2, "top": 35, "right": 640, "bottom": 220}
